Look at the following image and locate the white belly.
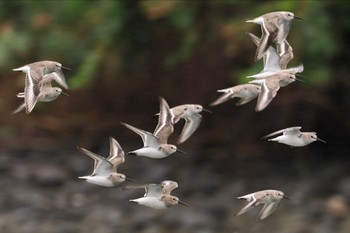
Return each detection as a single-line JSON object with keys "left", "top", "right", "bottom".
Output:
{"left": 130, "top": 197, "right": 167, "bottom": 209}
{"left": 79, "top": 176, "right": 114, "bottom": 187}
{"left": 132, "top": 147, "right": 167, "bottom": 159}
{"left": 278, "top": 135, "right": 309, "bottom": 147}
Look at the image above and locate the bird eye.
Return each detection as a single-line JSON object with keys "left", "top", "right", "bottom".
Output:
{"left": 184, "top": 108, "right": 187, "bottom": 111}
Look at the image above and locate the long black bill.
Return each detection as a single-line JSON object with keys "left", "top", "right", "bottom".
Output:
{"left": 125, "top": 177, "right": 136, "bottom": 182}
{"left": 283, "top": 195, "right": 292, "bottom": 200}
{"left": 295, "top": 77, "right": 305, "bottom": 83}
{"left": 294, "top": 15, "right": 304, "bottom": 20}
{"left": 176, "top": 148, "right": 188, "bottom": 156}
{"left": 202, "top": 108, "right": 212, "bottom": 113}
{"left": 62, "top": 66, "right": 71, "bottom": 71}
{"left": 317, "top": 137, "right": 327, "bottom": 143}
{"left": 179, "top": 200, "right": 190, "bottom": 207}
{"left": 296, "top": 74, "right": 307, "bottom": 79}
{"left": 61, "top": 91, "right": 69, "bottom": 97}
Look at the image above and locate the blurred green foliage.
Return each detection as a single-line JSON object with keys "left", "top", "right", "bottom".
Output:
{"left": 0, "top": 0, "right": 347, "bottom": 89}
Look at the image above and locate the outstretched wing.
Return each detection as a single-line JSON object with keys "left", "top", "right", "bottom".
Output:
{"left": 121, "top": 122, "right": 160, "bottom": 148}
{"left": 24, "top": 73, "right": 40, "bottom": 114}
{"left": 255, "top": 78, "right": 280, "bottom": 112}
{"left": 236, "top": 194, "right": 258, "bottom": 216}
{"left": 107, "top": 137, "right": 125, "bottom": 171}
{"left": 177, "top": 113, "right": 202, "bottom": 144}
{"left": 77, "top": 146, "right": 112, "bottom": 176}
{"left": 283, "top": 126, "right": 302, "bottom": 136}
{"left": 161, "top": 180, "right": 178, "bottom": 195}
{"left": 153, "top": 97, "right": 175, "bottom": 144}
{"left": 258, "top": 202, "right": 280, "bottom": 220}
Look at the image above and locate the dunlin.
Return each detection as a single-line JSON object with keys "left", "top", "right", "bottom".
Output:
{"left": 210, "top": 84, "right": 261, "bottom": 107}
{"left": 124, "top": 180, "right": 189, "bottom": 209}
{"left": 12, "top": 73, "right": 69, "bottom": 114}
{"left": 262, "top": 126, "right": 326, "bottom": 147}
{"left": 249, "top": 64, "right": 303, "bottom": 112}
{"left": 236, "top": 189, "right": 291, "bottom": 220}
{"left": 246, "top": 11, "right": 303, "bottom": 61}
{"left": 77, "top": 137, "right": 133, "bottom": 187}
{"left": 13, "top": 60, "right": 69, "bottom": 90}
{"left": 169, "top": 104, "right": 211, "bottom": 144}
{"left": 121, "top": 97, "right": 187, "bottom": 159}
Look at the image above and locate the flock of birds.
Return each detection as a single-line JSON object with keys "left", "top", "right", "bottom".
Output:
{"left": 11, "top": 11, "right": 327, "bottom": 220}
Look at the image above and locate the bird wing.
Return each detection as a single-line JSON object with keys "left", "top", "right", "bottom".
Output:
{"left": 12, "top": 102, "right": 26, "bottom": 114}
{"left": 153, "top": 97, "right": 175, "bottom": 144}
{"left": 169, "top": 105, "right": 186, "bottom": 123}
{"left": 283, "top": 126, "right": 302, "bottom": 136}
{"left": 255, "top": 78, "right": 280, "bottom": 112}
{"left": 41, "top": 70, "right": 68, "bottom": 89}
{"left": 24, "top": 73, "right": 40, "bottom": 114}
{"left": 161, "top": 180, "right": 178, "bottom": 195}
{"left": 248, "top": 32, "right": 281, "bottom": 74}
{"left": 276, "top": 20, "right": 291, "bottom": 44}
{"left": 77, "top": 146, "right": 112, "bottom": 176}
{"left": 107, "top": 137, "right": 125, "bottom": 172}
{"left": 283, "top": 64, "right": 304, "bottom": 74}
{"left": 145, "top": 184, "right": 163, "bottom": 197}
{"left": 177, "top": 113, "right": 202, "bottom": 144}
{"left": 236, "top": 95, "right": 258, "bottom": 106}
{"left": 277, "top": 39, "right": 293, "bottom": 69}
{"left": 262, "top": 126, "right": 302, "bottom": 139}
{"left": 262, "top": 128, "right": 286, "bottom": 139}
{"left": 47, "top": 72, "right": 69, "bottom": 90}
{"left": 28, "top": 62, "right": 46, "bottom": 82}
{"left": 121, "top": 122, "right": 160, "bottom": 148}
{"left": 209, "top": 88, "right": 234, "bottom": 106}
{"left": 258, "top": 201, "right": 280, "bottom": 220}
{"left": 236, "top": 194, "right": 258, "bottom": 216}
{"left": 255, "top": 19, "right": 274, "bottom": 61}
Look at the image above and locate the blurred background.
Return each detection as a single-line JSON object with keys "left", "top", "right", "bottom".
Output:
{"left": 0, "top": 0, "right": 350, "bottom": 232}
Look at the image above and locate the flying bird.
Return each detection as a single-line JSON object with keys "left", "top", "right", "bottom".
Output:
{"left": 262, "top": 126, "right": 326, "bottom": 147}
{"left": 77, "top": 137, "right": 133, "bottom": 187}
{"left": 236, "top": 189, "right": 290, "bottom": 220}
